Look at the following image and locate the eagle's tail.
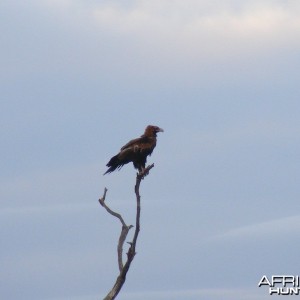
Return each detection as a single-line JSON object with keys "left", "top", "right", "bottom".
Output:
{"left": 103, "top": 154, "right": 124, "bottom": 175}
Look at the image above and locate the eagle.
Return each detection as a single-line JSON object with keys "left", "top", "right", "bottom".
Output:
{"left": 104, "top": 125, "right": 164, "bottom": 175}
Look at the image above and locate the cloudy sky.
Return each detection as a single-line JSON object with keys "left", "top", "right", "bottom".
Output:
{"left": 1, "top": 0, "right": 300, "bottom": 299}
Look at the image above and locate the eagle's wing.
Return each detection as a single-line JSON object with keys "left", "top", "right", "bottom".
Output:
{"left": 120, "top": 135, "right": 149, "bottom": 151}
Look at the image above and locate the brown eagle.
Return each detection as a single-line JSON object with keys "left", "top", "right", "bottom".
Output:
{"left": 104, "top": 125, "right": 164, "bottom": 174}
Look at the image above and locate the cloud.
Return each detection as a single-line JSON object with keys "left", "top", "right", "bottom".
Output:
{"left": 45, "top": 287, "right": 266, "bottom": 300}
{"left": 2, "top": 0, "right": 300, "bottom": 89}
{"left": 92, "top": 1, "right": 300, "bottom": 46}
{"left": 92, "top": 1, "right": 297, "bottom": 31}
{"left": 0, "top": 161, "right": 104, "bottom": 209}
{"left": 110, "top": 287, "right": 265, "bottom": 300}
{"left": 16, "top": 0, "right": 299, "bottom": 66}
{"left": 0, "top": 202, "right": 94, "bottom": 217}
{"left": 45, "top": 295, "right": 98, "bottom": 300}
{"left": 88, "top": 0, "right": 300, "bottom": 84}
{"left": 211, "top": 214, "right": 300, "bottom": 242}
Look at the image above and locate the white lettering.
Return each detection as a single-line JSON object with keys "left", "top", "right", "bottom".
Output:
{"left": 290, "top": 287, "right": 300, "bottom": 295}
{"left": 259, "top": 275, "right": 300, "bottom": 295}
{"left": 269, "top": 287, "right": 280, "bottom": 295}
{"left": 280, "top": 288, "right": 291, "bottom": 295}
{"left": 272, "top": 275, "right": 283, "bottom": 286}
{"left": 258, "top": 275, "right": 271, "bottom": 287}
{"left": 283, "top": 275, "right": 295, "bottom": 287}
{"left": 269, "top": 287, "right": 300, "bottom": 295}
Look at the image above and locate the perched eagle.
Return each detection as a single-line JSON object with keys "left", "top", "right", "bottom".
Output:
{"left": 104, "top": 125, "right": 164, "bottom": 174}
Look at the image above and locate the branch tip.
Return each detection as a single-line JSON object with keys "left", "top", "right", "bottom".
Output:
{"left": 99, "top": 187, "right": 108, "bottom": 206}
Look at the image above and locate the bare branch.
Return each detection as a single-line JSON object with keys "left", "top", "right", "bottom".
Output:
{"left": 99, "top": 164, "right": 154, "bottom": 300}
{"left": 99, "top": 188, "right": 127, "bottom": 228}
{"left": 98, "top": 188, "right": 133, "bottom": 272}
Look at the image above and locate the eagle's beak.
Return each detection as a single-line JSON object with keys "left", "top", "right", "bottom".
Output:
{"left": 157, "top": 127, "right": 164, "bottom": 132}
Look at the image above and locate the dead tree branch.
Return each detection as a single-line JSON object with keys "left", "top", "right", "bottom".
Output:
{"left": 99, "top": 188, "right": 133, "bottom": 271}
{"left": 99, "top": 164, "right": 154, "bottom": 300}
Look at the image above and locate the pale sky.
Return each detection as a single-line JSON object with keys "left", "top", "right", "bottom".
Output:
{"left": 1, "top": 1, "right": 300, "bottom": 299}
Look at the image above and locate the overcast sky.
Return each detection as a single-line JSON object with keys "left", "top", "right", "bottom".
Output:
{"left": 1, "top": 0, "right": 300, "bottom": 299}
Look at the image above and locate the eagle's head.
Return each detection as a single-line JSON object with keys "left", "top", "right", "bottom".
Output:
{"left": 144, "top": 125, "right": 164, "bottom": 136}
